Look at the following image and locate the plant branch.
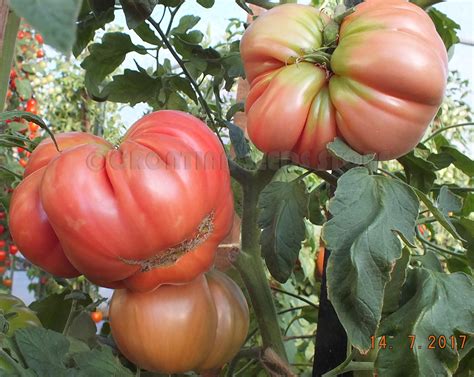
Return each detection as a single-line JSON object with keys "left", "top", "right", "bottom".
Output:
{"left": 311, "top": 169, "right": 339, "bottom": 187}
{"left": 165, "top": 1, "right": 184, "bottom": 36}
{"left": 147, "top": 16, "right": 223, "bottom": 143}
{"left": 228, "top": 158, "right": 254, "bottom": 185}
{"left": 271, "top": 286, "right": 319, "bottom": 309}
{"left": 422, "top": 122, "right": 474, "bottom": 143}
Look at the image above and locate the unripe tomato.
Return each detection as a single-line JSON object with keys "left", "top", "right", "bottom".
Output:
{"left": 0, "top": 251, "right": 7, "bottom": 262}
{"left": 0, "top": 293, "right": 41, "bottom": 335}
{"left": 3, "top": 279, "right": 12, "bottom": 288}
{"left": 35, "top": 34, "right": 44, "bottom": 44}
{"left": 9, "top": 245, "right": 18, "bottom": 255}
{"left": 90, "top": 311, "right": 103, "bottom": 323}
{"left": 36, "top": 50, "right": 44, "bottom": 58}
{"left": 240, "top": 1, "right": 448, "bottom": 166}
{"left": 110, "top": 270, "right": 249, "bottom": 373}
{"left": 9, "top": 111, "right": 234, "bottom": 290}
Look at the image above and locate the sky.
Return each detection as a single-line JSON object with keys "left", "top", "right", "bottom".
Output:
{"left": 116, "top": 0, "right": 474, "bottom": 127}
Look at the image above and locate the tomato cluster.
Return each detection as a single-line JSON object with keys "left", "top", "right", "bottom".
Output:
{"left": 0, "top": 212, "right": 18, "bottom": 290}
{"left": 240, "top": 1, "right": 448, "bottom": 168}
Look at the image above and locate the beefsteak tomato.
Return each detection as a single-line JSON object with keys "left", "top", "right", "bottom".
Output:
{"left": 109, "top": 270, "right": 249, "bottom": 373}
{"left": 240, "top": 0, "right": 448, "bottom": 167}
{"left": 9, "top": 111, "right": 234, "bottom": 291}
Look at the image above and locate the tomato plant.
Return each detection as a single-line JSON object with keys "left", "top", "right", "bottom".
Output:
{"left": 110, "top": 270, "right": 249, "bottom": 373}
{"left": 0, "top": 293, "right": 41, "bottom": 335}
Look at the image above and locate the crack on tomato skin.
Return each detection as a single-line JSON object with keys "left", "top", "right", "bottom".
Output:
{"left": 119, "top": 212, "right": 215, "bottom": 271}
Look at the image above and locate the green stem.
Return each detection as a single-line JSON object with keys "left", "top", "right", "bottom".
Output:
{"left": 235, "top": 163, "right": 288, "bottom": 362}
{"left": 0, "top": 6, "right": 20, "bottom": 111}
{"left": 422, "top": 122, "right": 474, "bottom": 144}
{"left": 271, "top": 286, "right": 319, "bottom": 309}
{"left": 0, "top": 349, "right": 25, "bottom": 374}
{"left": 245, "top": 0, "right": 279, "bottom": 9}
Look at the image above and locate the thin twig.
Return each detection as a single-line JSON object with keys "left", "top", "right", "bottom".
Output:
{"left": 422, "top": 122, "right": 474, "bottom": 144}
{"left": 271, "top": 286, "right": 319, "bottom": 309}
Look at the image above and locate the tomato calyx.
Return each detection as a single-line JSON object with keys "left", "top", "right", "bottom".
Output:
{"left": 120, "top": 212, "right": 215, "bottom": 271}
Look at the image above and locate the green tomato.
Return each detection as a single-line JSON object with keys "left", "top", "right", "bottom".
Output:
{"left": 0, "top": 293, "right": 41, "bottom": 336}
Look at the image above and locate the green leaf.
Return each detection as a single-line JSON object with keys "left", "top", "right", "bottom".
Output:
{"left": 376, "top": 268, "right": 474, "bottom": 376}
{"left": 225, "top": 121, "right": 250, "bottom": 160}
{"left": 74, "top": 3, "right": 115, "bottom": 57}
{"left": 105, "top": 69, "right": 158, "bottom": 105}
{"left": 133, "top": 21, "right": 162, "bottom": 45}
{"left": 322, "top": 167, "right": 419, "bottom": 351}
{"left": 428, "top": 8, "right": 460, "bottom": 52}
{"left": 415, "top": 188, "right": 464, "bottom": 241}
{"left": 14, "top": 79, "right": 32, "bottom": 101}
{"left": 437, "top": 186, "right": 463, "bottom": 215}
{"left": 81, "top": 32, "right": 145, "bottom": 94}
{"left": 29, "top": 291, "right": 92, "bottom": 333}
{"left": 412, "top": 249, "right": 443, "bottom": 272}
{"left": 398, "top": 150, "right": 437, "bottom": 193}
{"left": 119, "top": 0, "right": 159, "bottom": 29}
{"left": 327, "top": 138, "right": 375, "bottom": 165}
{"left": 438, "top": 146, "right": 474, "bottom": 177}
{"left": 459, "top": 193, "right": 474, "bottom": 217}
{"left": 73, "top": 346, "right": 134, "bottom": 376}
{"left": 15, "top": 327, "right": 69, "bottom": 375}
{"left": 171, "top": 15, "right": 201, "bottom": 35}
{"left": 197, "top": 0, "right": 215, "bottom": 7}
{"left": 169, "top": 76, "right": 198, "bottom": 104}
{"left": 308, "top": 185, "right": 327, "bottom": 226}
{"left": 381, "top": 247, "right": 410, "bottom": 315}
{"left": 258, "top": 180, "right": 309, "bottom": 283}
{"left": 8, "top": 0, "right": 82, "bottom": 53}
{"left": 452, "top": 218, "right": 474, "bottom": 267}
{"left": 226, "top": 102, "right": 244, "bottom": 121}
{"left": 67, "top": 312, "right": 97, "bottom": 345}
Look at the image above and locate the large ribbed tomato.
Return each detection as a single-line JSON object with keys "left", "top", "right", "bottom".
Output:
{"left": 109, "top": 270, "right": 249, "bottom": 374}
{"left": 240, "top": 0, "right": 448, "bottom": 167}
{"left": 9, "top": 111, "right": 234, "bottom": 291}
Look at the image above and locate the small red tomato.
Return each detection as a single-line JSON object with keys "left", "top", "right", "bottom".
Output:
{"left": 19, "top": 159, "right": 28, "bottom": 168}
{"left": 25, "top": 151, "right": 31, "bottom": 158}
{"left": 9, "top": 69, "right": 16, "bottom": 80}
{"left": 9, "top": 245, "right": 18, "bottom": 255}
{"left": 6, "top": 89, "right": 12, "bottom": 98}
{"left": 0, "top": 240, "right": 6, "bottom": 248}
{"left": 0, "top": 225, "right": 4, "bottom": 233}
{"left": 26, "top": 98, "right": 37, "bottom": 108}
{"left": 28, "top": 122, "right": 39, "bottom": 132}
{"left": 35, "top": 34, "right": 44, "bottom": 44}
{"left": 91, "top": 311, "right": 103, "bottom": 323}
{"left": 25, "top": 32, "right": 31, "bottom": 39}
{"left": 0, "top": 212, "right": 5, "bottom": 219}
{"left": 3, "top": 279, "right": 12, "bottom": 288}
{"left": 17, "top": 147, "right": 25, "bottom": 154}
{"left": 0, "top": 266, "right": 5, "bottom": 274}
{"left": 17, "top": 31, "right": 25, "bottom": 39}
{"left": 36, "top": 50, "right": 44, "bottom": 58}
{"left": 0, "top": 251, "right": 6, "bottom": 262}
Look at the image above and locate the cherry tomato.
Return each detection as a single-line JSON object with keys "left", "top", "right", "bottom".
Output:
{"left": 17, "top": 31, "right": 24, "bottom": 39}
{"left": 17, "top": 147, "right": 25, "bottom": 154}
{"left": 28, "top": 122, "right": 39, "bottom": 132}
{"left": 0, "top": 267, "right": 5, "bottom": 274}
{"left": 6, "top": 89, "right": 12, "bottom": 99}
{"left": 36, "top": 50, "right": 44, "bottom": 58}
{"left": 0, "top": 212, "right": 5, "bottom": 219}
{"left": 19, "top": 159, "right": 28, "bottom": 168}
{"left": 28, "top": 132, "right": 37, "bottom": 140}
{"left": 26, "top": 98, "right": 37, "bottom": 108}
{"left": 0, "top": 240, "right": 6, "bottom": 248}
{"left": 9, "top": 69, "right": 16, "bottom": 80}
{"left": 9, "top": 245, "right": 18, "bottom": 255}
{"left": 25, "top": 151, "right": 31, "bottom": 158}
{"left": 0, "top": 225, "right": 4, "bottom": 234}
{"left": 316, "top": 245, "right": 325, "bottom": 279}
{"left": 0, "top": 251, "right": 6, "bottom": 262}
{"left": 110, "top": 270, "right": 249, "bottom": 373}
{"left": 3, "top": 279, "right": 12, "bottom": 288}
{"left": 90, "top": 311, "right": 103, "bottom": 323}
{"left": 35, "top": 34, "right": 44, "bottom": 44}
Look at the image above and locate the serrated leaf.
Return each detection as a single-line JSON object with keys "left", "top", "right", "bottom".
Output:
{"left": 428, "top": 8, "right": 460, "bottom": 52}
{"left": 415, "top": 188, "right": 464, "bottom": 241}
{"left": 327, "top": 138, "right": 375, "bottom": 165}
{"left": 15, "top": 327, "right": 69, "bottom": 375}
{"left": 382, "top": 247, "right": 410, "bottom": 315}
{"left": 81, "top": 32, "right": 145, "bottom": 94}
{"left": 105, "top": 70, "right": 158, "bottom": 105}
{"left": 322, "top": 167, "right": 419, "bottom": 351}
{"left": 376, "top": 268, "right": 474, "bottom": 377}
{"left": 437, "top": 186, "right": 463, "bottom": 215}
{"left": 258, "top": 180, "right": 309, "bottom": 283}
{"left": 8, "top": 0, "right": 81, "bottom": 53}
{"left": 225, "top": 121, "right": 250, "bottom": 160}
{"left": 73, "top": 346, "right": 134, "bottom": 376}
{"left": 398, "top": 150, "right": 437, "bottom": 193}
{"left": 119, "top": 0, "right": 159, "bottom": 29}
